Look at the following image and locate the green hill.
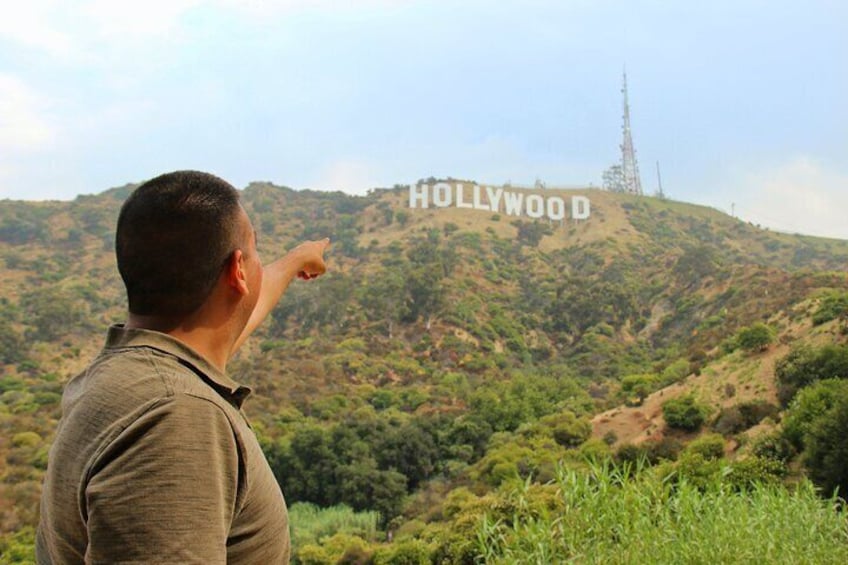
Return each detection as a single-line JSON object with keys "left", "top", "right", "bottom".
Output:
{"left": 2, "top": 180, "right": 848, "bottom": 562}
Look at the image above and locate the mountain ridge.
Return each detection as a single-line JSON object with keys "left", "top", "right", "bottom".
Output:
{"left": 3, "top": 179, "right": 848, "bottom": 559}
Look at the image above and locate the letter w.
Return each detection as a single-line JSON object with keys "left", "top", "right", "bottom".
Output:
{"left": 504, "top": 192, "right": 524, "bottom": 216}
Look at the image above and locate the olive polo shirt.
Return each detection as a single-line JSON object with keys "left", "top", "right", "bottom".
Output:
{"left": 36, "top": 325, "right": 290, "bottom": 564}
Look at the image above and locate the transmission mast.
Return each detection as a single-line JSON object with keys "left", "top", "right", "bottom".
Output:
{"left": 620, "top": 70, "right": 643, "bottom": 195}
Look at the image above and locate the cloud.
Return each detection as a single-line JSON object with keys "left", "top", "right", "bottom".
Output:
{"left": 213, "top": 0, "right": 411, "bottom": 17}
{"left": 0, "top": 74, "right": 57, "bottom": 151}
{"left": 0, "top": 0, "right": 203, "bottom": 65}
{"left": 80, "top": 0, "right": 203, "bottom": 39}
{"left": 732, "top": 157, "right": 848, "bottom": 240}
{"left": 0, "top": 0, "right": 74, "bottom": 58}
{"left": 312, "top": 159, "right": 380, "bottom": 195}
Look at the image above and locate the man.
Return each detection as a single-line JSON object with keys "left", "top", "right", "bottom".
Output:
{"left": 36, "top": 170, "right": 329, "bottom": 563}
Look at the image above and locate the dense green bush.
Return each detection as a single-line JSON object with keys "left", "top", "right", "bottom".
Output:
{"left": 683, "top": 433, "right": 725, "bottom": 460}
{"left": 373, "top": 539, "right": 432, "bottom": 565}
{"left": 780, "top": 379, "right": 848, "bottom": 497}
{"left": 812, "top": 291, "right": 848, "bottom": 325}
{"left": 621, "top": 373, "right": 659, "bottom": 404}
{"left": 775, "top": 344, "right": 848, "bottom": 406}
{"left": 540, "top": 411, "right": 591, "bottom": 448}
{"left": 20, "top": 286, "right": 89, "bottom": 342}
{"left": 735, "top": 322, "right": 776, "bottom": 353}
{"left": 662, "top": 396, "right": 709, "bottom": 431}
{"left": 0, "top": 321, "right": 26, "bottom": 364}
{"left": 267, "top": 418, "right": 431, "bottom": 525}
{"left": 804, "top": 394, "right": 848, "bottom": 498}
{"left": 0, "top": 526, "right": 36, "bottom": 564}
{"left": 782, "top": 379, "right": 848, "bottom": 451}
{"left": 750, "top": 432, "right": 795, "bottom": 463}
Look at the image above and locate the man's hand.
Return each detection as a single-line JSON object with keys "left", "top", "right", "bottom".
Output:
{"left": 292, "top": 238, "right": 330, "bottom": 280}
{"left": 231, "top": 238, "right": 330, "bottom": 354}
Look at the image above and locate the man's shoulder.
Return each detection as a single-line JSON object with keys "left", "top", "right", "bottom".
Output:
{"left": 64, "top": 344, "right": 235, "bottom": 422}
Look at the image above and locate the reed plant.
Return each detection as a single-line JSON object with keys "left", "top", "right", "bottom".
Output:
{"left": 476, "top": 461, "right": 848, "bottom": 564}
{"left": 288, "top": 502, "right": 379, "bottom": 552}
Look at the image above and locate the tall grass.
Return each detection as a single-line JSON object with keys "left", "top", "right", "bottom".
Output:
{"left": 288, "top": 502, "right": 379, "bottom": 550}
{"left": 476, "top": 462, "right": 848, "bottom": 564}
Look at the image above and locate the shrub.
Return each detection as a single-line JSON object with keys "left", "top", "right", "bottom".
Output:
{"left": 644, "top": 437, "right": 682, "bottom": 463}
{"left": 735, "top": 323, "right": 775, "bottom": 353}
{"left": 725, "top": 457, "right": 786, "bottom": 490}
{"left": 0, "top": 320, "right": 26, "bottom": 364}
{"left": 0, "top": 527, "right": 36, "bottom": 564}
{"left": 12, "top": 431, "right": 42, "bottom": 448}
{"left": 777, "top": 378, "right": 848, "bottom": 496}
{"left": 713, "top": 400, "right": 779, "bottom": 435}
{"left": 782, "top": 379, "right": 848, "bottom": 450}
{"left": 660, "top": 359, "right": 690, "bottom": 385}
{"left": 684, "top": 433, "right": 725, "bottom": 460}
{"left": 621, "top": 373, "right": 659, "bottom": 404}
{"left": 812, "top": 291, "right": 848, "bottom": 325}
{"left": 615, "top": 443, "right": 647, "bottom": 465}
{"left": 373, "top": 539, "right": 432, "bottom": 565}
{"left": 775, "top": 344, "right": 848, "bottom": 406}
{"left": 750, "top": 432, "right": 795, "bottom": 463}
{"left": 662, "top": 396, "right": 709, "bottom": 431}
{"left": 544, "top": 411, "right": 591, "bottom": 448}
{"left": 712, "top": 406, "right": 745, "bottom": 435}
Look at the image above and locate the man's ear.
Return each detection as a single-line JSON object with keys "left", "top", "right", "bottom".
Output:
{"left": 225, "top": 249, "right": 250, "bottom": 296}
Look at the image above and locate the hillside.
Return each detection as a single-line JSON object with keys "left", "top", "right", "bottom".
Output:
{"left": 2, "top": 180, "right": 848, "bottom": 561}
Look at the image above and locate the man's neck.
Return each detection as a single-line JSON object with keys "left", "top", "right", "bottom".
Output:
{"left": 125, "top": 313, "right": 233, "bottom": 372}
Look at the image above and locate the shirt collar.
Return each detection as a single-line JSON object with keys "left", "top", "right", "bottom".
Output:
{"left": 104, "top": 324, "right": 252, "bottom": 407}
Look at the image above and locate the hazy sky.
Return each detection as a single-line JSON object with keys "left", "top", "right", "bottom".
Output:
{"left": 1, "top": 1, "right": 845, "bottom": 238}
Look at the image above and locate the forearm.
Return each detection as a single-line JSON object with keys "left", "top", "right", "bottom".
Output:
{"left": 231, "top": 239, "right": 328, "bottom": 354}
{"left": 232, "top": 256, "right": 299, "bottom": 354}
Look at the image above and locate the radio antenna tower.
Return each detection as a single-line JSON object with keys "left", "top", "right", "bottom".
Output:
{"left": 620, "top": 69, "right": 643, "bottom": 195}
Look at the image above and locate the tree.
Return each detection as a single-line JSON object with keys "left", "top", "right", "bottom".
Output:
{"left": 602, "top": 164, "right": 625, "bottom": 192}
{"left": 775, "top": 344, "right": 848, "bottom": 406}
{"left": 447, "top": 415, "right": 493, "bottom": 462}
{"left": 20, "top": 286, "right": 88, "bottom": 342}
{"left": 621, "top": 373, "right": 659, "bottom": 405}
{"left": 512, "top": 220, "right": 551, "bottom": 248}
{"left": 271, "top": 426, "right": 340, "bottom": 506}
{"left": 335, "top": 458, "right": 407, "bottom": 525}
{"left": 271, "top": 273, "right": 356, "bottom": 335}
{"left": 404, "top": 266, "right": 444, "bottom": 330}
{"left": 782, "top": 379, "right": 848, "bottom": 451}
{"left": 374, "top": 420, "right": 439, "bottom": 490}
{"left": 358, "top": 270, "right": 408, "bottom": 338}
{"left": 674, "top": 245, "right": 719, "bottom": 283}
{"left": 546, "top": 411, "right": 592, "bottom": 448}
{"left": 0, "top": 320, "right": 26, "bottom": 364}
{"left": 803, "top": 387, "right": 848, "bottom": 497}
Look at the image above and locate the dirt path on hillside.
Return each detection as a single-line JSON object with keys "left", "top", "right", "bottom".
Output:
{"left": 592, "top": 345, "right": 788, "bottom": 447}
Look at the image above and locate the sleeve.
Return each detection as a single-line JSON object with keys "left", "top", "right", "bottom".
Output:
{"left": 84, "top": 394, "right": 242, "bottom": 564}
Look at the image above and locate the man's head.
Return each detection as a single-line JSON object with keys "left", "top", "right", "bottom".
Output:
{"left": 116, "top": 170, "right": 250, "bottom": 319}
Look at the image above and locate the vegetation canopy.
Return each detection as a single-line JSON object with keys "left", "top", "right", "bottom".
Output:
{"left": 3, "top": 182, "right": 848, "bottom": 562}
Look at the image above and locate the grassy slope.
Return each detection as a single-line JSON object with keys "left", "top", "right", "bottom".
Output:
{"left": 3, "top": 180, "right": 848, "bottom": 548}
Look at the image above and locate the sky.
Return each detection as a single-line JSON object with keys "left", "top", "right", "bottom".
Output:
{"left": 0, "top": 0, "right": 845, "bottom": 239}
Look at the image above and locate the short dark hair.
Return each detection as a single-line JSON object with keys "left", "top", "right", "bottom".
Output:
{"left": 116, "top": 170, "right": 242, "bottom": 317}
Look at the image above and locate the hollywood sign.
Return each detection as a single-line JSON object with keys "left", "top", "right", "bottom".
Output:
{"left": 409, "top": 183, "right": 591, "bottom": 221}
